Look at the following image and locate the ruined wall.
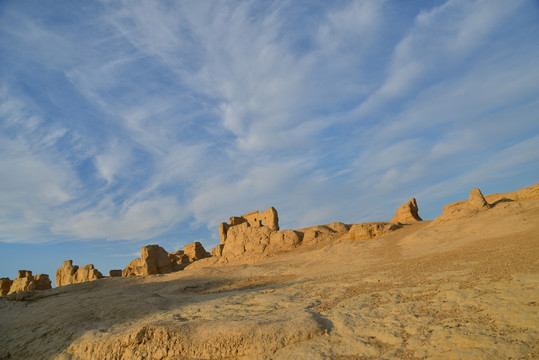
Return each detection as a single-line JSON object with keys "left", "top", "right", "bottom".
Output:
{"left": 56, "top": 261, "right": 103, "bottom": 287}
{"left": 216, "top": 207, "right": 301, "bottom": 258}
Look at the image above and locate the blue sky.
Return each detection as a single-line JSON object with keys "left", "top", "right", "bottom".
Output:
{"left": 1, "top": 0, "right": 538, "bottom": 283}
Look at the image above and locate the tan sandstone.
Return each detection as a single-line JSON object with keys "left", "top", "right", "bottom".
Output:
{"left": 109, "top": 270, "right": 123, "bottom": 277}
{"left": 217, "top": 207, "right": 305, "bottom": 258}
{"left": 183, "top": 242, "right": 210, "bottom": 262}
{"left": 169, "top": 250, "right": 190, "bottom": 272}
{"left": 391, "top": 198, "right": 422, "bottom": 224}
{"left": 0, "top": 278, "right": 13, "bottom": 296}
{"left": 435, "top": 187, "right": 492, "bottom": 223}
{"left": 34, "top": 274, "right": 52, "bottom": 290}
{"left": 56, "top": 260, "right": 79, "bottom": 287}
{"left": 6, "top": 270, "right": 51, "bottom": 295}
{"left": 297, "top": 222, "right": 351, "bottom": 246}
{"left": 1, "top": 183, "right": 539, "bottom": 359}
{"left": 123, "top": 245, "right": 172, "bottom": 277}
{"left": 56, "top": 260, "right": 103, "bottom": 287}
{"left": 339, "top": 222, "right": 399, "bottom": 242}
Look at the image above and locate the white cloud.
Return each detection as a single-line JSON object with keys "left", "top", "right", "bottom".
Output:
{"left": 0, "top": 0, "right": 537, "bottom": 247}
{"left": 53, "top": 196, "right": 183, "bottom": 241}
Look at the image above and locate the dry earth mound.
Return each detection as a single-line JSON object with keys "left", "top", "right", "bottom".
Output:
{"left": 0, "top": 183, "right": 537, "bottom": 359}
{"left": 391, "top": 198, "right": 423, "bottom": 224}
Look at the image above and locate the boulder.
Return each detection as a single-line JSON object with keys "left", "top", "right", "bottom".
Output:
{"left": 0, "top": 278, "right": 13, "bottom": 296}
{"left": 123, "top": 245, "right": 172, "bottom": 277}
{"left": 109, "top": 270, "right": 123, "bottom": 277}
{"left": 391, "top": 198, "right": 422, "bottom": 224}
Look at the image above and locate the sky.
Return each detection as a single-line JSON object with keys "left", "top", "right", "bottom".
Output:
{"left": 1, "top": 0, "right": 538, "bottom": 284}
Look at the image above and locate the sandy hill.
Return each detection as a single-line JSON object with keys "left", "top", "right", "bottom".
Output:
{"left": 0, "top": 185, "right": 538, "bottom": 359}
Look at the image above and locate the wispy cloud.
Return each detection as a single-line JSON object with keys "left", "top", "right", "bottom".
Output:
{"left": 0, "top": 0, "right": 538, "bottom": 250}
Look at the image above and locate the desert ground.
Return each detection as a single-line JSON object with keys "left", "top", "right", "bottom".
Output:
{"left": 1, "top": 190, "right": 538, "bottom": 359}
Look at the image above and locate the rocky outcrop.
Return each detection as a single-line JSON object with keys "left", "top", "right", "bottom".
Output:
{"left": 217, "top": 207, "right": 303, "bottom": 258}
{"left": 183, "top": 242, "right": 210, "bottom": 262}
{"left": 7, "top": 270, "right": 52, "bottom": 295}
{"left": 123, "top": 245, "right": 172, "bottom": 277}
{"left": 123, "top": 242, "right": 209, "bottom": 277}
{"left": 8, "top": 271, "right": 36, "bottom": 295}
{"left": 485, "top": 182, "right": 539, "bottom": 203}
{"left": 296, "top": 223, "right": 350, "bottom": 246}
{"left": 211, "top": 244, "right": 224, "bottom": 257}
{"left": 169, "top": 250, "right": 190, "bottom": 272}
{"left": 469, "top": 188, "right": 490, "bottom": 211}
{"left": 339, "top": 222, "right": 398, "bottom": 242}
{"left": 0, "top": 278, "right": 13, "bottom": 296}
{"left": 56, "top": 260, "right": 79, "bottom": 287}
{"left": 109, "top": 270, "right": 122, "bottom": 277}
{"left": 219, "top": 207, "right": 280, "bottom": 246}
{"left": 74, "top": 265, "right": 103, "bottom": 283}
{"left": 56, "top": 260, "right": 103, "bottom": 287}
{"left": 34, "top": 274, "right": 52, "bottom": 290}
{"left": 391, "top": 198, "right": 422, "bottom": 224}
{"left": 434, "top": 188, "right": 492, "bottom": 223}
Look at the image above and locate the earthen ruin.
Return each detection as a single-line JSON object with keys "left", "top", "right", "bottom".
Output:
{"left": 435, "top": 188, "right": 492, "bottom": 223}
{"left": 123, "top": 242, "right": 210, "bottom": 277}
{"left": 391, "top": 198, "right": 423, "bottom": 224}
{"left": 55, "top": 260, "right": 103, "bottom": 287}
{"left": 4, "top": 270, "right": 52, "bottom": 295}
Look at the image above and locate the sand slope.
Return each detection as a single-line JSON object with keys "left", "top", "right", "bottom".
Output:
{"left": 1, "top": 198, "right": 538, "bottom": 359}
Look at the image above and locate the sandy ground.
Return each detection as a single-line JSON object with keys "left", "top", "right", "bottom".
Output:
{"left": 1, "top": 198, "right": 538, "bottom": 359}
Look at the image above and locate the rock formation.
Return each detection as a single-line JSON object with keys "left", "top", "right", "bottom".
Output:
{"left": 216, "top": 207, "right": 304, "bottom": 258}
{"left": 183, "top": 242, "right": 210, "bottom": 262}
{"left": 56, "top": 260, "right": 79, "bottom": 287}
{"left": 211, "top": 244, "right": 224, "bottom": 257}
{"left": 7, "top": 270, "right": 52, "bottom": 295}
{"left": 434, "top": 188, "right": 492, "bottom": 223}
{"left": 169, "top": 250, "right": 190, "bottom": 272}
{"left": 339, "top": 222, "right": 398, "bottom": 242}
{"left": 123, "top": 245, "right": 172, "bottom": 277}
{"left": 391, "top": 198, "right": 422, "bottom": 224}
{"left": 34, "top": 274, "right": 52, "bottom": 290}
{"left": 56, "top": 260, "right": 103, "bottom": 287}
{"left": 74, "top": 265, "right": 103, "bottom": 283}
{"left": 468, "top": 188, "right": 490, "bottom": 211}
{"left": 0, "top": 278, "right": 13, "bottom": 296}
{"left": 297, "top": 223, "right": 351, "bottom": 246}
{"left": 219, "top": 207, "right": 280, "bottom": 246}
{"left": 109, "top": 270, "right": 123, "bottom": 277}
{"left": 484, "top": 182, "right": 539, "bottom": 203}
{"left": 123, "top": 242, "right": 209, "bottom": 277}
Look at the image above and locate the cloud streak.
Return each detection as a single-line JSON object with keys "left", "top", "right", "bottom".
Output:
{"left": 0, "top": 0, "right": 538, "bottom": 252}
